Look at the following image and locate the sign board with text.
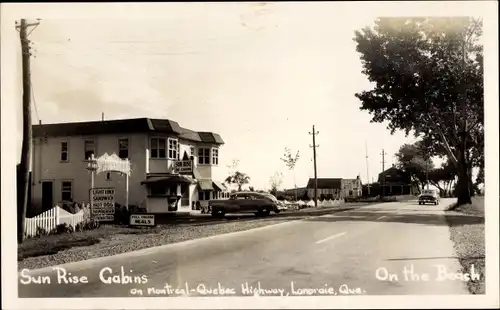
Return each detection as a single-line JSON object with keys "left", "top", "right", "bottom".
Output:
{"left": 174, "top": 160, "right": 193, "bottom": 174}
{"left": 130, "top": 214, "right": 155, "bottom": 226}
{"left": 90, "top": 187, "right": 115, "bottom": 222}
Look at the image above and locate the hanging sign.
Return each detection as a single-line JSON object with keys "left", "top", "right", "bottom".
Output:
{"left": 174, "top": 160, "right": 193, "bottom": 174}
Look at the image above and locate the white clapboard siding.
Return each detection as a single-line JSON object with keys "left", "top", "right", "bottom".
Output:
{"left": 24, "top": 204, "right": 90, "bottom": 238}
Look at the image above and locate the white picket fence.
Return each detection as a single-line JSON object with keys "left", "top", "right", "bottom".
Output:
{"left": 24, "top": 204, "right": 91, "bottom": 238}
{"left": 283, "top": 198, "right": 345, "bottom": 210}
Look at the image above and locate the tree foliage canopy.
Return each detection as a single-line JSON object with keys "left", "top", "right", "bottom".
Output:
{"left": 354, "top": 17, "right": 483, "bottom": 167}
{"left": 281, "top": 147, "right": 300, "bottom": 170}
{"left": 354, "top": 17, "right": 484, "bottom": 205}
{"left": 225, "top": 171, "right": 251, "bottom": 191}
{"left": 396, "top": 141, "right": 457, "bottom": 194}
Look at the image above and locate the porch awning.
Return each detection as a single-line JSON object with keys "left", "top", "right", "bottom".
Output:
{"left": 213, "top": 181, "right": 226, "bottom": 191}
{"left": 141, "top": 174, "right": 196, "bottom": 185}
{"left": 198, "top": 179, "right": 214, "bottom": 191}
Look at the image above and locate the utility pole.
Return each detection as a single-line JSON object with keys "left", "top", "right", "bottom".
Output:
{"left": 425, "top": 155, "right": 429, "bottom": 190}
{"left": 309, "top": 126, "right": 319, "bottom": 207}
{"left": 16, "top": 18, "right": 40, "bottom": 244}
{"left": 381, "top": 149, "right": 387, "bottom": 198}
{"left": 365, "top": 141, "right": 370, "bottom": 196}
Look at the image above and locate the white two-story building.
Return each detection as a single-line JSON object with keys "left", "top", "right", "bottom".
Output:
{"left": 30, "top": 117, "right": 228, "bottom": 215}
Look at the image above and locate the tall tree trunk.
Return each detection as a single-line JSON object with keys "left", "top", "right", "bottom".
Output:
{"left": 456, "top": 150, "right": 472, "bottom": 206}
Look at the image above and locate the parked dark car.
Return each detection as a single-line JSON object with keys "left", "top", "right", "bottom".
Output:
{"left": 418, "top": 189, "right": 440, "bottom": 205}
{"left": 208, "top": 191, "right": 280, "bottom": 217}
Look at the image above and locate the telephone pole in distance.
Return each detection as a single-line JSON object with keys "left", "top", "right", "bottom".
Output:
{"left": 381, "top": 149, "right": 387, "bottom": 198}
{"left": 309, "top": 125, "right": 319, "bottom": 207}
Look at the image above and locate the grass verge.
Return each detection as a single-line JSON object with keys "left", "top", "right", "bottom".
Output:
{"left": 445, "top": 196, "right": 485, "bottom": 294}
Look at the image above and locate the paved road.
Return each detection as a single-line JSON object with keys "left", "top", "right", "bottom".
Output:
{"left": 18, "top": 199, "right": 472, "bottom": 297}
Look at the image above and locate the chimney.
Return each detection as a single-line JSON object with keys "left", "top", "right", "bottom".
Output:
{"left": 101, "top": 112, "right": 104, "bottom": 121}
{"left": 38, "top": 120, "right": 41, "bottom": 125}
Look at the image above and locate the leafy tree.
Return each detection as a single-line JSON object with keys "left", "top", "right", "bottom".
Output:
{"left": 395, "top": 142, "right": 434, "bottom": 190}
{"left": 269, "top": 171, "right": 284, "bottom": 197}
{"left": 354, "top": 17, "right": 483, "bottom": 206}
{"left": 280, "top": 147, "right": 300, "bottom": 201}
{"left": 225, "top": 171, "right": 251, "bottom": 191}
{"left": 428, "top": 159, "right": 457, "bottom": 196}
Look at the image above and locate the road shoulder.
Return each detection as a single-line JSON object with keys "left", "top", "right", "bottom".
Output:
{"left": 445, "top": 197, "right": 485, "bottom": 294}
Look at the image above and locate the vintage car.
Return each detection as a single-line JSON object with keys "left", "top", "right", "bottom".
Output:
{"left": 208, "top": 191, "right": 280, "bottom": 217}
{"left": 418, "top": 189, "right": 440, "bottom": 205}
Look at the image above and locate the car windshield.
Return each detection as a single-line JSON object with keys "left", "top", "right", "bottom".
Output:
{"left": 422, "top": 190, "right": 435, "bottom": 195}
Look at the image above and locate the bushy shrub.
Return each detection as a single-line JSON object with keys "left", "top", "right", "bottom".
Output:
{"left": 50, "top": 223, "right": 74, "bottom": 235}
{"left": 35, "top": 226, "right": 48, "bottom": 237}
{"left": 129, "top": 205, "right": 146, "bottom": 213}
{"left": 113, "top": 205, "right": 130, "bottom": 225}
{"left": 83, "top": 218, "right": 100, "bottom": 230}
{"left": 75, "top": 222, "right": 85, "bottom": 232}
{"left": 61, "top": 202, "right": 81, "bottom": 214}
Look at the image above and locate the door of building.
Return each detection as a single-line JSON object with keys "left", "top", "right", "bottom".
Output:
{"left": 41, "top": 181, "right": 53, "bottom": 211}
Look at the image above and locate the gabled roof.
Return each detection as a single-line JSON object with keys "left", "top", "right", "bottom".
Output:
{"left": 306, "top": 178, "right": 342, "bottom": 189}
{"left": 32, "top": 117, "right": 224, "bottom": 145}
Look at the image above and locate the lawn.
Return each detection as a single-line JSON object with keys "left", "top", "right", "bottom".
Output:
{"left": 445, "top": 196, "right": 485, "bottom": 294}
{"left": 18, "top": 225, "right": 161, "bottom": 261}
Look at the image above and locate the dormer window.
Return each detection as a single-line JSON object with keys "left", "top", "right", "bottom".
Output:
{"left": 212, "top": 148, "right": 219, "bottom": 165}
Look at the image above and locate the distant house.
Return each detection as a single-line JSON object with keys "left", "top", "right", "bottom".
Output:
{"left": 306, "top": 176, "right": 362, "bottom": 200}
{"left": 282, "top": 187, "right": 308, "bottom": 201}
{"left": 377, "top": 166, "right": 415, "bottom": 196}
{"left": 306, "top": 178, "right": 342, "bottom": 200}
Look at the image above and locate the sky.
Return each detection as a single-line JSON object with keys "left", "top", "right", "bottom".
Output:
{"left": 3, "top": 2, "right": 490, "bottom": 191}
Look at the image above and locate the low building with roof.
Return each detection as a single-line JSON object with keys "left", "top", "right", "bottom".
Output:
{"left": 306, "top": 176, "right": 362, "bottom": 200}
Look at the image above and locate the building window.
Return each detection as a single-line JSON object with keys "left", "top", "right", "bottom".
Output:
{"left": 168, "top": 138, "right": 178, "bottom": 160}
{"left": 198, "top": 191, "right": 211, "bottom": 200}
{"left": 61, "top": 181, "right": 72, "bottom": 201}
{"left": 60, "top": 142, "right": 68, "bottom": 162}
{"left": 212, "top": 148, "right": 219, "bottom": 165}
{"left": 190, "top": 145, "right": 195, "bottom": 157}
{"left": 84, "top": 140, "right": 95, "bottom": 159}
{"left": 118, "top": 138, "right": 129, "bottom": 159}
{"left": 198, "top": 148, "right": 210, "bottom": 165}
{"left": 150, "top": 184, "right": 168, "bottom": 196}
{"left": 150, "top": 138, "right": 167, "bottom": 159}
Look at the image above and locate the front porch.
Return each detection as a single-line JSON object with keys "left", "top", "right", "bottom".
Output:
{"left": 141, "top": 173, "right": 197, "bottom": 213}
